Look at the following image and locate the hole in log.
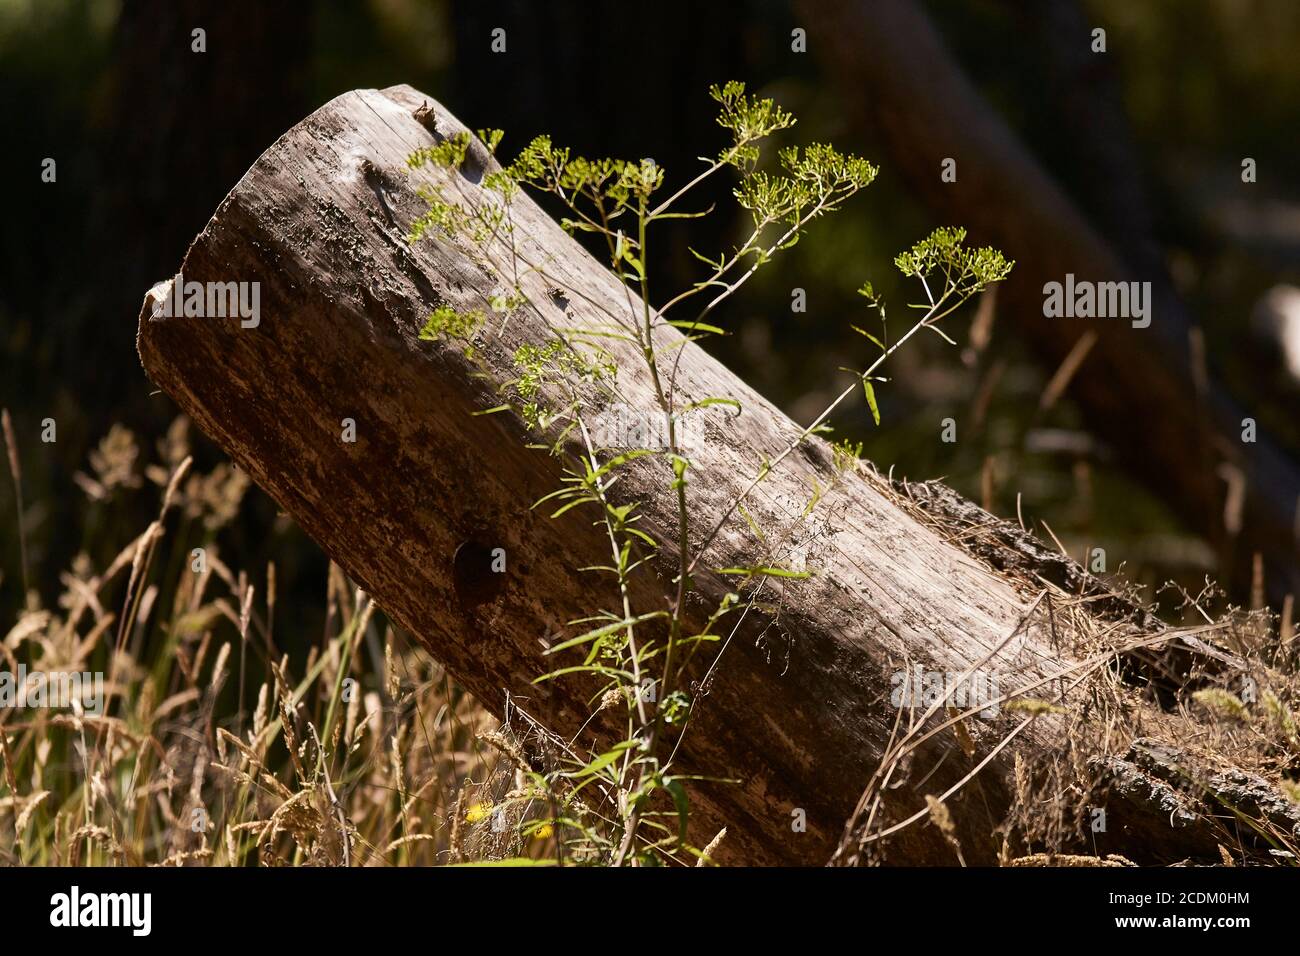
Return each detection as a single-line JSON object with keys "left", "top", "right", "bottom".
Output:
{"left": 453, "top": 539, "right": 504, "bottom": 608}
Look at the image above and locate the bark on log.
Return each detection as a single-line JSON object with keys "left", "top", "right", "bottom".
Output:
{"left": 137, "top": 85, "right": 1292, "bottom": 866}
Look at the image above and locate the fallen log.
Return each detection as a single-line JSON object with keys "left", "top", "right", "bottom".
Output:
{"left": 137, "top": 85, "right": 1291, "bottom": 865}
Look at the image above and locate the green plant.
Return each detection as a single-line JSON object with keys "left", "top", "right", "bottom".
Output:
{"left": 405, "top": 81, "right": 1012, "bottom": 865}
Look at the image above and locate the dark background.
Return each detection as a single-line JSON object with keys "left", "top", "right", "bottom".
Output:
{"left": 3, "top": 0, "right": 1299, "bottom": 642}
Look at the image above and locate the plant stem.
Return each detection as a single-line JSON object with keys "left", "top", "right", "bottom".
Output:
{"left": 686, "top": 295, "right": 946, "bottom": 576}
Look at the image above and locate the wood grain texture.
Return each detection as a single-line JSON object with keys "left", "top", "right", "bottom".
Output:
{"left": 137, "top": 85, "right": 1241, "bottom": 865}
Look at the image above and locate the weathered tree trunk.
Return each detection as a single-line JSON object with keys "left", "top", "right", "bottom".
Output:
{"left": 137, "top": 86, "right": 1293, "bottom": 865}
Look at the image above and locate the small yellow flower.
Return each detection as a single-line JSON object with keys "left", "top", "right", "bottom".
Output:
{"left": 465, "top": 801, "right": 493, "bottom": 824}
{"left": 532, "top": 823, "right": 554, "bottom": 841}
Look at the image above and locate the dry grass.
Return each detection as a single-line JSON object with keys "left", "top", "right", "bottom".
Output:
{"left": 0, "top": 415, "right": 557, "bottom": 866}
{"left": 4, "top": 416, "right": 1297, "bottom": 866}
{"left": 832, "top": 466, "right": 1300, "bottom": 866}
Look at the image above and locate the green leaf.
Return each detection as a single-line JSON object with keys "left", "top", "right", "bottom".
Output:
{"left": 533, "top": 664, "right": 635, "bottom": 684}
{"left": 716, "top": 565, "right": 810, "bottom": 580}
{"left": 686, "top": 246, "right": 723, "bottom": 270}
{"left": 625, "top": 527, "right": 659, "bottom": 548}
{"left": 681, "top": 396, "right": 740, "bottom": 414}
{"left": 550, "top": 497, "right": 596, "bottom": 519}
{"left": 590, "top": 449, "right": 657, "bottom": 479}
{"left": 664, "top": 777, "right": 690, "bottom": 848}
{"left": 666, "top": 320, "right": 727, "bottom": 336}
{"left": 862, "top": 377, "right": 881, "bottom": 426}
{"left": 737, "top": 504, "right": 765, "bottom": 542}
{"left": 924, "top": 323, "right": 958, "bottom": 346}
{"left": 850, "top": 324, "right": 885, "bottom": 352}
{"left": 568, "top": 740, "right": 639, "bottom": 780}
{"left": 543, "top": 611, "right": 668, "bottom": 656}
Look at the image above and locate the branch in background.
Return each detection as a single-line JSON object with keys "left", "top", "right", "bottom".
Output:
{"left": 799, "top": 0, "right": 1300, "bottom": 602}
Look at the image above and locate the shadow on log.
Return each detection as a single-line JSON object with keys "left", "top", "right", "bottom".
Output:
{"left": 137, "top": 86, "right": 1297, "bottom": 865}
